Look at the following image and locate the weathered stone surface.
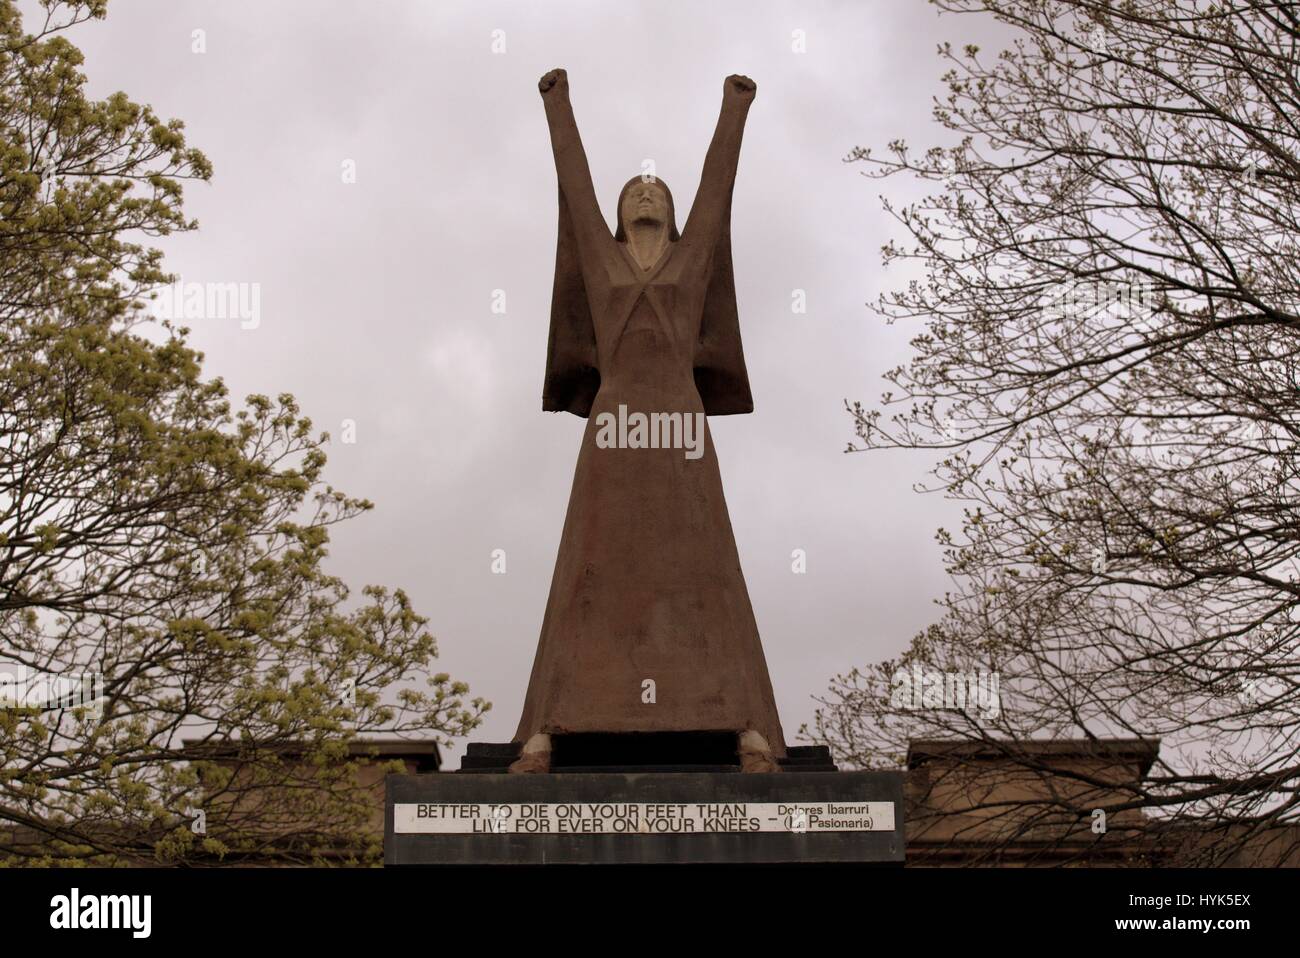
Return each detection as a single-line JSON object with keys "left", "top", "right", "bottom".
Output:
{"left": 516, "top": 70, "right": 787, "bottom": 755}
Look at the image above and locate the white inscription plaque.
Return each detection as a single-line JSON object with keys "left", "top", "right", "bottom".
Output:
{"left": 393, "top": 801, "right": 894, "bottom": 835}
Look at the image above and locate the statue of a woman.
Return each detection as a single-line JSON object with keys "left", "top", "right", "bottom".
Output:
{"left": 511, "top": 69, "right": 786, "bottom": 773}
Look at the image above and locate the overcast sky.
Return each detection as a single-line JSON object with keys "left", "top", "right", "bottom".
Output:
{"left": 45, "top": 0, "right": 1013, "bottom": 764}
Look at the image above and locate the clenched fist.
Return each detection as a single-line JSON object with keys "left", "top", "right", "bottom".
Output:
{"left": 724, "top": 74, "right": 757, "bottom": 101}
{"left": 539, "top": 68, "right": 569, "bottom": 96}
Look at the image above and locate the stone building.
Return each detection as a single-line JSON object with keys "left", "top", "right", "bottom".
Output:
{"left": 22, "top": 735, "right": 1285, "bottom": 866}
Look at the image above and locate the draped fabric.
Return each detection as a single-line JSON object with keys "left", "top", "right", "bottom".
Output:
{"left": 543, "top": 176, "right": 753, "bottom": 418}
{"left": 517, "top": 81, "right": 785, "bottom": 757}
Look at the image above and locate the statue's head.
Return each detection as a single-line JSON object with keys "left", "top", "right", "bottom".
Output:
{"left": 615, "top": 176, "right": 680, "bottom": 242}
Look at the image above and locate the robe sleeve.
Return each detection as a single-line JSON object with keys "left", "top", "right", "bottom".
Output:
{"left": 541, "top": 79, "right": 608, "bottom": 263}
{"left": 684, "top": 83, "right": 755, "bottom": 416}
{"left": 683, "top": 89, "right": 751, "bottom": 247}
{"left": 540, "top": 75, "right": 607, "bottom": 417}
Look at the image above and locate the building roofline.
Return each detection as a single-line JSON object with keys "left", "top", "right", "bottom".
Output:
{"left": 180, "top": 737, "right": 442, "bottom": 763}
{"left": 906, "top": 737, "right": 1160, "bottom": 777}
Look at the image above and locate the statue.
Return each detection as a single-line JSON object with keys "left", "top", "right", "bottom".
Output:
{"left": 511, "top": 69, "right": 786, "bottom": 773}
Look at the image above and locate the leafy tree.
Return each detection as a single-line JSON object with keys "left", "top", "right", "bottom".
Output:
{"left": 818, "top": 0, "right": 1300, "bottom": 865}
{"left": 1, "top": 0, "right": 486, "bottom": 865}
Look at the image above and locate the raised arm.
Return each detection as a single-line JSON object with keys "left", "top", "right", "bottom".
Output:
{"left": 539, "top": 69, "right": 608, "bottom": 251}
{"left": 682, "top": 74, "right": 756, "bottom": 245}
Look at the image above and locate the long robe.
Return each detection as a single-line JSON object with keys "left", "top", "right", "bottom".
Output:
{"left": 514, "top": 81, "right": 787, "bottom": 757}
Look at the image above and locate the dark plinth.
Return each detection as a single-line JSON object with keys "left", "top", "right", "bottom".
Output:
{"left": 385, "top": 769, "right": 905, "bottom": 865}
{"left": 456, "top": 738, "right": 840, "bottom": 773}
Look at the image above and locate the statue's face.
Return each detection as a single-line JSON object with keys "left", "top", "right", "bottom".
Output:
{"left": 621, "top": 180, "right": 669, "bottom": 229}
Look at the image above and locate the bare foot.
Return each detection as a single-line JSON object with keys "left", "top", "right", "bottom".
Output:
{"left": 507, "top": 732, "right": 553, "bottom": 774}
{"left": 738, "top": 729, "right": 779, "bottom": 772}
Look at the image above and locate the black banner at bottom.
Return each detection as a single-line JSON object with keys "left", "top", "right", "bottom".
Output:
{"left": 0, "top": 865, "right": 1286, "bottom": 945}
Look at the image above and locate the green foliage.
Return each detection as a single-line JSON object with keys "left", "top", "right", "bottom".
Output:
{"left": 0, "top": 1, "right": 487, "bottom": 866}
{"left": 827, "top": 0, "right": 1300, "bottom": 865}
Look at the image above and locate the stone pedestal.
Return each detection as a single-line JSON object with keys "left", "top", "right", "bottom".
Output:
{"left": 385, "top": 765, "right": 905, "bottom": 865}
